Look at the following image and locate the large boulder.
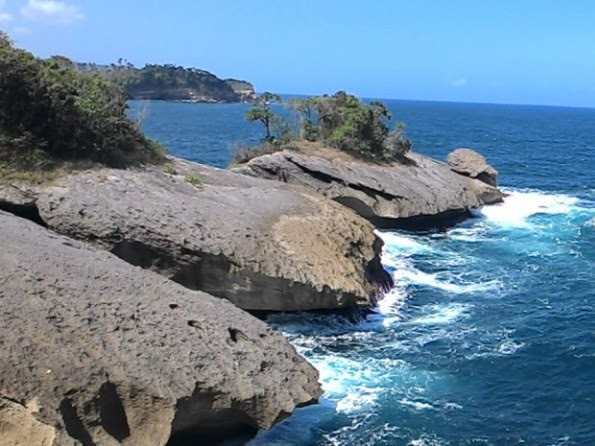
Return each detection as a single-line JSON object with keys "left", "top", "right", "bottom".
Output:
{"left": 0, "top": 159, "right": 391, "bottom": 311}
{"left": 0, "top": 211, "right": 322, "bottom": 445}
{"left": 233, "top": 146, "right": 503, "bottom": 230}
{"left": 447, "top": 148, "right": 498, "bottom": 187}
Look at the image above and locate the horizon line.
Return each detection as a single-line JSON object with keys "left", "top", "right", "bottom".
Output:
{"left": 269, "top": 92, "right": 595, "bottom": 111}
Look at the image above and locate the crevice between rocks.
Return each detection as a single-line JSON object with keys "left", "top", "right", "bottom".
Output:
{"left": 250, "top": 157, "right": 485, "bottom": 232}
{"left": 0, "top": 198, "right": 47, "bottom": 227}
{"left": 371, "top": 208, "right": 474, "bottom": 231}
{"left": 284, "top": 156, "right": 404, "bottom": 202}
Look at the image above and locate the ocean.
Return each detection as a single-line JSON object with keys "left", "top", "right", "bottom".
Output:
{"left": 130, "top": 99, "right": 595, "bottom": 446}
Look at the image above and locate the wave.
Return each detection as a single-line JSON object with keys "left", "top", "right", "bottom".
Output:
{"left": 396, "top": 267, "right": 500, "bottom": 294}
{"left": 411, "top": 303, "right": 470, "bottom": 325}
{"left": 377, "top": 231, "right": 435, "bottom": 256}
{"left": 399, "top": 398, "right": 435, "bottom": 411}
{"left": 497, "top": 340, "right": 525, "bottom": 355}
{"left": 476, "top": 189, "right": 582, "bottom": 228}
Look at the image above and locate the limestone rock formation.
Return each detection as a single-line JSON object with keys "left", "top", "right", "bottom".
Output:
{"left": 233, "top": 147, "right": 503, "bottom": 229}
{"left": 0, "top": 159, "right": 390, "bottom": 311}
{"left": 447, "top": 148, "right": 499, "bottom": 187}
{"left": 0, "top": 210, "right": 322, "bottom": 445}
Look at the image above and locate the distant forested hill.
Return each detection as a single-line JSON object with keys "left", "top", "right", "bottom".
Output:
{"left": 77, "top": 61, "right": 255, "bottom": 103}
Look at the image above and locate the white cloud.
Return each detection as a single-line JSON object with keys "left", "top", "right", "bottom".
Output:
{"left": 452, "top": 78, "right": 468, "bottom": 88}
{"left": 21, "top": 0, "right": 84, "bottom": 25}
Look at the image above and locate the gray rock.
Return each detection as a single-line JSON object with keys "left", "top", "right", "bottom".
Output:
{"left": 233, "top": 148, "right": 503, "bottom": 229}
{"left": 0, "top": 210, "right": 322, "bottom": 445}
{"left": 447, "top": 148, "right": 498, "bottom": 187}
{"left": 0, "top": 160, "right": 390, "bottom": 311}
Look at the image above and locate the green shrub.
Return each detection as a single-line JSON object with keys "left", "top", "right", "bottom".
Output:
{"left": 291, "top": 91, "right": 412, "bottom": 162}
{"left": 0, "top": 32, "right": 166, "bottom": 171}
{"left": 161, "top": 163, "right": 177, "bottom": 174}
{"left": 184, "top": 173, "right": 202, "bottom": 188}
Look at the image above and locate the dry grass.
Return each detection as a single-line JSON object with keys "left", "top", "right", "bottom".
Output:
{"left": 0, "top": 160, "right": 102, "bottom": 186}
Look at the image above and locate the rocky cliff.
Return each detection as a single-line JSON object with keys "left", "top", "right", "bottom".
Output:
{"left": 77, "top": 63, "right": 248, "bottom": 103}
{"left": 0, "top": 158, "right": 391, "bottom": 312}
{"left": 233, "top": 143, "right": 503, "bottom": 229}
{"left": 0, "top": 210, "right": 322, "bottom": 446}
{"left": 224, "top": 78, "right": 257, "bottom": 102}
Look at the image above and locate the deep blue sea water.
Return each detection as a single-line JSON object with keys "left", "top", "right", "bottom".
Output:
{"left": 131, "top": 99, "right": 595, "bottom": 446}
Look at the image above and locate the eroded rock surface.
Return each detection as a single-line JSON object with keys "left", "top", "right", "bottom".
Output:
{"left": 0, "top": 160, "right": 390, "bottom": 311}
{"left": 0, "top": 211, "right": 322, "bottom": 445}
{"left": 233, "top": 148, "right": 503, "bottom": 229}
{"left": 447, "top": 148, "right": 498, "bottom": 187}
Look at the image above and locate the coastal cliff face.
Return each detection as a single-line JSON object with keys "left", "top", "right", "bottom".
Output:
{"left": 77, "top": 63, "right": 249, "bottom": 103}
{"left": 0, "top": 158, "right": 391, "bottom": 312}
{"left": 0, "top": 211, "right": 322, "bottom": 445}
{"left": 233, "top": 144, "right": 503, "bottom": 229}
{"left": 225, "top": 78, "right": 257, "bottom": 102}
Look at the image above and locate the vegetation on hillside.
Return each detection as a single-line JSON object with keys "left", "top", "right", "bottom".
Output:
{"left": 78, "top": 61, "right": 251, "bottom": 103}
{"left": 224, "top": 78, "right": 254, "bottom": 92}
{"left": 0, "top": 32, "right": 166, "bottom": 178}
{"left": 238, "top": 91, "right": 412, "bottom": 164}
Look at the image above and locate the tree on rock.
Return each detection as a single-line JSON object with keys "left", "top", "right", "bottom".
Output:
{"left": 245, "top": 92, "right": 286, "bottom": 142}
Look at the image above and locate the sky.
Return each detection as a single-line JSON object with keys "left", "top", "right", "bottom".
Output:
{"left": 2, "top": 0, "right": 595, "bottom": 107}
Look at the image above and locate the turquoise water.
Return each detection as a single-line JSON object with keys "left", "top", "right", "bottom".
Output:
{"left": 132, "top": 100, "right": 595, "bottom": 445}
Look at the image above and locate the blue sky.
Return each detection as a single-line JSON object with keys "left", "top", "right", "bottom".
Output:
{"left": 2, "top": 0, "right": 595, "bottom": 107}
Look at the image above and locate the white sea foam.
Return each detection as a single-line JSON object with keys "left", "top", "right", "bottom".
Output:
{"left": 408, "top": 435, "right": 446, "bottom": 446}
{"left": 375, "top": 286, "right": 407, "bottom": 328}
{"left": 399, "top": 398, "right": 435, "bottom": 411}
{"left": 336, "top": 387, "right": 383, "bottom": 413}
{"left": 377, "top": 231, "right": 432, "bottom": 255}
{"left": 396, "top": 267, "right": 500, "bottom": 294}
{"left": 412, "top": 303, "right": 470, "bottom": 325}
{"left": 311, "top": 354, "right": 398, "bottom": 414}
{"left": 444, "top": 402, "right": 463, "bottom": 410}
{"left": 497, "top": 340, "right": 525, "bottom": 355}
{"left": 478, "top": 189, "right": 580, "bottom": 227}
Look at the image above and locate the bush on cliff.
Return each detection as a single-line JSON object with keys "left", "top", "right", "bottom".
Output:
{"left": 239, "top": 91, "right": 412, "bottom": 165}
{"left": 0, "top": 32, "right": 166, "bottom": 175}
{"left": 295, "top": 91, "right": 412, "bottom": 162}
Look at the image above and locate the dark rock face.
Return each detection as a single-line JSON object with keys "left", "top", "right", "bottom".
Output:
{"left": 233, "top": 149, "right": 503, "bottom": 230}
{"left": 447, "top": 148, "right": 499, "bottom": 187}
{"left": 0, "top": 211, "right": 322, "bottom": 445}
{"left": 0, "top": 159, "right": 389, "bottom": 311}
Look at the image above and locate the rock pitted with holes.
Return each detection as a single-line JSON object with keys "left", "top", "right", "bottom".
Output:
{"left": 0, "top": 210, "right": 322, "bottom": 445}
{"left": 0, "top": 159, "right": 391, "bottom": 311}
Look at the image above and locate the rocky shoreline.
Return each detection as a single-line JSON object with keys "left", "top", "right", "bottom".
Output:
{"left": 233, "top": 143, "right": 502, "bottom": 230}
{"left": 0, "top": 147, "right": 501, "bottom": 445}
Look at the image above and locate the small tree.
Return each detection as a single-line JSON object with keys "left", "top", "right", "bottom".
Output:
{"left": 245, "top": 92, "right": 284, "bottom": 142}
{"left": 383, "top": 122, "right": 412, "bottom": 160}
{"left": 289, "top": 97, "right": 318, "bottom": 141}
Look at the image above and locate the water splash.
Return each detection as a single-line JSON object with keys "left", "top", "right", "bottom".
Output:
{"left": 477, "top": 189, "right": 580, "bottom": 228}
